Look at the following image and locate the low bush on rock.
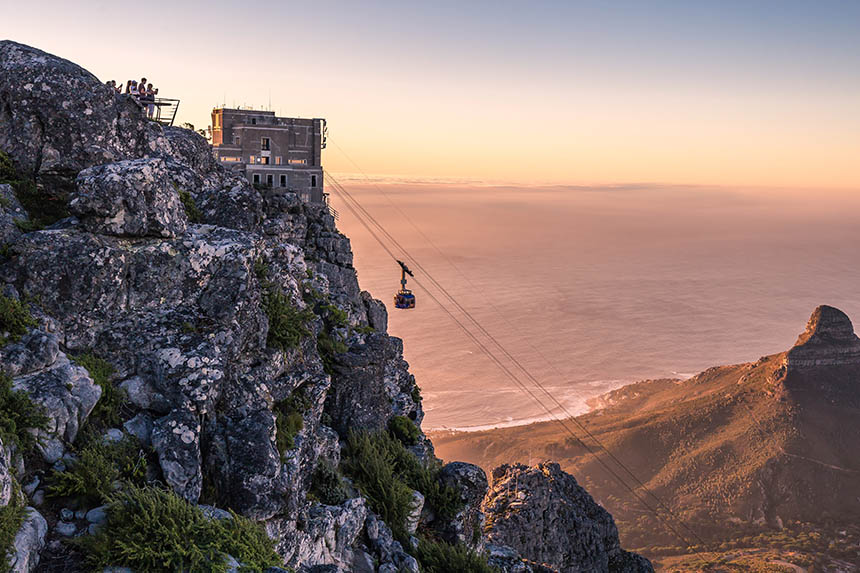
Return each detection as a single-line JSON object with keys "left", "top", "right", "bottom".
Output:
{"left": 308, "top": 459, "right": 349, "bottom": 506}
{"left": 177, "top": 187, "right": 202, "bottom": 223}
{"left": 11, "top": 179, "right": 70, "bottom": 231}
{"left": 0, "top": 488, "right": 27, "bottom": 569}
{"left": 0, "top": 294, "right": 36, "bottom": 346}
{"left": 0, "top": 372, "right": 48, "bottom": 453}
{"left": 263, "top": 287, "right": 314, "bottom": 352}
{"left": 414, "top": 537, "right": 497, "bottom": 573}
{"left": 78, "top": 485, "right": 281, "bottom": 572}
{"left": 72, "top": 353, "right": 126, "bottom": 428}
{"left": 342, "top": 431, "right": 462, "bottom": 541}
{"left": 274, "top": 389, "right": 312, "bottom": 456}
{"left": 388, "top": 415, "right": 420, "bottom": 446}
{"left": 0, "top": 150, "right": 15, "bottom": 183}
{"left": 48, "top": 433, "right": 147, "bottom": 504}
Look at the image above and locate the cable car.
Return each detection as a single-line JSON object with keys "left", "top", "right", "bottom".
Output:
{"left": 394, "top": 260, "right": 416, "bottom": 309}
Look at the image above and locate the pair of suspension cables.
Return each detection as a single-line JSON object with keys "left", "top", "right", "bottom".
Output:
{"left": 323, "top": 146, "right": 714, "bottom": 568}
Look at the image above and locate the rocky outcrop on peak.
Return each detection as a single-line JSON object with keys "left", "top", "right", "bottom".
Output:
{"left": 483, "top": 463, "right": 653, "bottom": 573}
{"left": 0, "top": 41, "right": 171, "bottom": 195}
{"left": 0, "top": 40, "right": 644, "bottom": 573}
{"left": 785, "top": 304, "right": 860, "bottom": 369}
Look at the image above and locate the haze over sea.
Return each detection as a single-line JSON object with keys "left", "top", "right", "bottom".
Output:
{"left": 331, "top": 181, "right": 860, "bottom": 431}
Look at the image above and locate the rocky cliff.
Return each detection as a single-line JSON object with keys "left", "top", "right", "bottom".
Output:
{"left": 0, "top": 41, "right": 650, "bottom": 573}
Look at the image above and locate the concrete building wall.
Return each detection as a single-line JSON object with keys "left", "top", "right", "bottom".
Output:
{"left": 211, "top": 108, "right": 326, "bottom": 203}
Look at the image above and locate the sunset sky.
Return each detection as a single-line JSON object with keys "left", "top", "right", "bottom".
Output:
{"left": 7, "top": 0, "right": 860, "bottom": 188}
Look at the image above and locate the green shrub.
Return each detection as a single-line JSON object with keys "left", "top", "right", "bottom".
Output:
{"left": 411, "top": 385, "right": 422, "bottom": 403}
{"left": 274, "top": 390, "right": 312, "bottom": 457}
{"left": 414, "top": 537, "right": 498, "bottom": 573}
{"left": 72, "top": 353, "right": 126, "bottom": 428}
{"left": 0, "top": 372, "right": 48, "bottom": 453}
{"left": 263, "top": 287, "right": 314, "bottom": 352}
{"left": 0, "top": 485, "right": 26, "bottom": 569}
{"left": 388, "top": 415, "right": 420, "bottom": 446}
{"left": 48, "top": 434, "right": 147, "bottom": 504}
{"left": 309, "top": 460, "right": 349, "bottom": 506}
{"left": 77, "top": 485, "right": 281, "bottom": 572}
{"left": 0, "top": 150, "right": 15, "bottom": 183}
{"left": 0, "top": 294, "right": 36, "bottom": 347}
{"left": 342, "top": 431, "right": 414, "bottom": 540}
{"left": 178, "top": 188, "right": 202, "bottom": 223}
{"left": 12, "top": 179, "right": 69, "bottom": 229}
{"left": 317, "top": 330, "right": 347, "bottom": 375}
{"left": 342, "top": 431, "right": 463, "bottom": 541}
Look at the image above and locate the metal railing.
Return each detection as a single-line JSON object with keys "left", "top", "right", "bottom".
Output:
{"left": 150, "top": 98, "right": 180, "bottom": 126}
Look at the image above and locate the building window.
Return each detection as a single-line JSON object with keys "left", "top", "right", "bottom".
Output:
{"left": 280, "top": 174, "right": 287, "bottom": 187}
{"left": 311, "top": 175, "right": 317, "bottom": 188}
{"left": 260, "top": 157, "right": 270, "bottom": 165}
{"left": 249, "top": 155, "right": 256, "bottom": 164}
{"left": 220, "top": 156, "right": 240, "bottom": 162}
{"left": 251, "top": 117, "right": 257, "bottom": 125}
{"left": 266, "top": 174, "right": 274, "bottom": 188}
{"left": 275, "top": 156, "right": 282, "bottom": 165}
{"left": 288, "top": 158, "right": 307, "bottom": 165}
{"left": 233, "top": 135, "right": 241, "bottom": 145}
{"left": 253, "top": 174, "right": 260, "bottom": 184}
{"left": 261, "top": 137, "right": 270, "bottom": 151}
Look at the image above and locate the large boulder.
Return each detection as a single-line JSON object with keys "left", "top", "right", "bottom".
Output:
{"left": 70, "top": 158, "right": 188, "bottom": 238}
{"left": 0, "top": 41, "right": 170, "bottom": 194}
{"left": 482, "top": 463, "right": 653, "bottom": 573}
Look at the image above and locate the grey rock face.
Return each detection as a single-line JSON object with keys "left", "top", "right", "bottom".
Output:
{"left": 436, "top": 461, "right": 488, "bottom": 549}
{"left": 12, "top": 353, "right": 101, "bottom": 462}
{"left": 485, "top": 544, "right": 556, "bottom": 573}
{"left": 0, "top": 41, "right": 171, "bottom": 194}
{"left": 269, "top": 498, "right": 368, "bottom": 570}
{"left": 7, "top": 507, "right": 48, "bottom": 573}
{"left": 152, "top": 409, "right": 203, "bottom": 502}
{"left": 0, "top": 183, "right": 27, "bottom": 244}
{"left": 324, "top": 333, "right": 423, "bottom": 436}
{"left": 0, "top": 329, "right": 59, "bottom": 379}
{"left": 0, "top": 437, "right": 13, "bottom": 507}
{"left": 482, "top": 463, "right": 653, "bottom": 573}
{"left": 71, "top": 158, "right": 188, "bottom": 238}
{"left": 360, "top": 291, "right": 388, "bottom": 334}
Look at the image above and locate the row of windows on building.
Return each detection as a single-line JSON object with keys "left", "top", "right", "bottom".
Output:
{"left": 218, "top": 155, "right": 308, "bottom": 165}
{"left": 251, "top": 173, "right": 318, "bottom": 188}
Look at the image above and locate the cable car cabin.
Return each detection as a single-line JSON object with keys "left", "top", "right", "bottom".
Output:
{"left": 394, "top": 289, "right": 416, "bottom": 309}
{"left": 394, "top": 260, "right": 416, "bottom": 309}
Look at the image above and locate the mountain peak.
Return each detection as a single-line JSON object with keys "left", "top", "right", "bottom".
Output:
{"left": 787, "top": 305, "right": 860, "bottom": 369}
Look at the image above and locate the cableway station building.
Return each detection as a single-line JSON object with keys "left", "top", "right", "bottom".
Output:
{"left": 210, "top": 108, "right": 327, "bottom": 204}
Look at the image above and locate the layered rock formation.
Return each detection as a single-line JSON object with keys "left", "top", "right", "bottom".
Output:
{"left": 484, "top": 464, "right": 653, "bottom": 573}
{"left": 0, "top": 40, "right": 649, "bottom": 572}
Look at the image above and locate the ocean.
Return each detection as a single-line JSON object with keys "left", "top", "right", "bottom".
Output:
{"left": 330, "top": 181, "right": 860, "bottom": 431}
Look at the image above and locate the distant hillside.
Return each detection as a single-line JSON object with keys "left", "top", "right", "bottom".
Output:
{"left": 432, "top": 306, "right": 860, "bottom": 570}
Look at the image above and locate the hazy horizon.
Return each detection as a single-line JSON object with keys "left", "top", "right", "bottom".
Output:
{"left": 334, "top": 181, "right": 860, "bottom": 430}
